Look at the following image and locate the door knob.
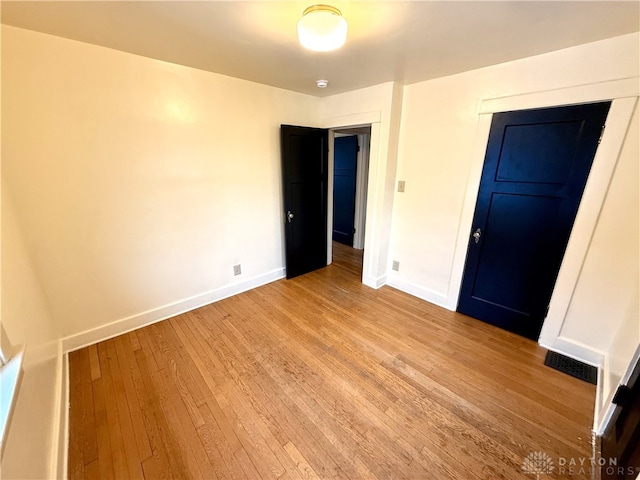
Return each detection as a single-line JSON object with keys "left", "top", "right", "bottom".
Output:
{"left": 472, "top": 228, "right": 482, "bottom": 244}
{"left": 287, "top": 211, "right": 294, "bottom": 223}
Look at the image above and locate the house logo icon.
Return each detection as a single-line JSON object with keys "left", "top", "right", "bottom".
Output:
{"left": 522, "top": 451, "right": 555, "bottom": 479}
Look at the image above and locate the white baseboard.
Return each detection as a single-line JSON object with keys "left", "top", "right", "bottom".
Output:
{"left": 386, "top": 276, "right": 451, "bottom": 311}
{"left": 62, "top": 268, "right": 285, "bottom": 353}
{"left": 59, "top": 352, "right": 69, "bottom": 480}
{"left": 363, "top": 273, "right": 387, "bottom": 289}
{"left": 539, "top": 335, "right": 605, "bottom": 367}
{"left": 47, "top": 341, "right": 67, "bottom": 479}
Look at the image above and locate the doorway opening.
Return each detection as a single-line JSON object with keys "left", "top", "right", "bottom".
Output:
{"left": 328, "top": 125, "right": 371, "bottom": 278}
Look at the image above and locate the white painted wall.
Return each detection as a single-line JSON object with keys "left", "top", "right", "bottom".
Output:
{"left": 562, "top": 103, "right": 639, "bottom": 351}
{"left": 1, "top": 186, "right": 59, "bottom": 361}
{"left": 388, "top": 33, "right": 639, "bottom": 359}
{"left": 1, "top": 184, "right": 62, "bottom": 479}
{"left": 2, "top": 26, "right": 319, "bottom": 346}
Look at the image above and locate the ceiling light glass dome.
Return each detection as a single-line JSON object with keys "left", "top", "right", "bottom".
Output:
{"left": 297, "top": 5, "right": 348, "bottom": 52}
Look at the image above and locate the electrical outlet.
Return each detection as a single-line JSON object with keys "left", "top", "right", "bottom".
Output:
{"left": 397, "top": 180, "right": 405, "bottom": 192}
{"left": 233, "top": 264, "right": 242, "bottom": 276}
{"left": 392, "top": 260, "right": 400, "bottom": 271}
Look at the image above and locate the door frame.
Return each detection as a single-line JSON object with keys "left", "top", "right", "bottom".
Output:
{"left": 323, "top": 112, "right": 382, "bottom": 286}
{"left": 327, "top": 128, "right": 371, "bottom": 263}
{"left": 352, "top": 132, "right": 370, "bottom": 250}
{"left": 448, "top": 77, "right": 638, "bottom": 364}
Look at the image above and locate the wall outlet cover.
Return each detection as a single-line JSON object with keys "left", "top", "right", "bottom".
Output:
{"left": 233, "top": 264, "right": 242, "bottom": 276}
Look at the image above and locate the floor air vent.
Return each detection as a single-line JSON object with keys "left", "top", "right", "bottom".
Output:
{"left": 544, "top": 351, "right": 597, "bottom": 385}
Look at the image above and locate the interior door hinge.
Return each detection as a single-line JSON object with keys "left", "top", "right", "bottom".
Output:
{"left": 357, "top": 144, "right": 361, "bottom": 152}
{"left": 545, "top": 305, "right": 550, "bottom": 318}
{"left": 598, "top": 124, "right": 606, "bottom": 144}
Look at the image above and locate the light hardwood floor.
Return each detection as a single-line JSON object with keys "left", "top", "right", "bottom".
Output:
{"left": 69, "top": 242, "right": 596, "bottom": 479}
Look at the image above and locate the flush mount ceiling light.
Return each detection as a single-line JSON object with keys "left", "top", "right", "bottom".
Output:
{"left": 316, "top": 79, "right": 329, "bottom": 88}
{"left": 297, "top": 5, "right": 348, "bottom": 52}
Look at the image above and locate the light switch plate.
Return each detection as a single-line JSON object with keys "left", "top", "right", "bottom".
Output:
{"left": 397, "top": 180, "right": 405, "bottom": 192}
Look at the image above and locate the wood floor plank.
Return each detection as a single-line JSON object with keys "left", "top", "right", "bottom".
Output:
{"left": 129, "top": 330, "right": 142, "bottom": 351}
{"left": 113, "top": 336, "right": 153, "bottom": 462}
{"left": 105, "top": 339, "right": 146, "bottom": 479}
{"left": 68, "top": 351, "right": 86, "bottom": 480}
{"left": 136, "top": 335, "right": 212, "bottom": 479}
{"left": 97, "top": 341, "right": 132, "bottom": 479}
{"left": 84, "top": 459, "right": 100, "bottom": 480}
{"left": 203, "top": 397, "right": 263, "bottom": 480}
{"left": 78, "top": 347, "right": 99, "bottom": 464}
{"left": 88, "top": 344, "right": 102, "bottom": 382}
{"left": 92, "top": 377, "right": 115, "bottom": 480}
{"left": 283, "top": 441, "right": 321, "bottom": 480}
{"left": 196, "top": 401, "right": 243, "bottom": 480}
{"left": 139, "top": 454, "right": 163, "bottom": 480}
{"left": 134, "top": 326, "right": 160, "bottom": 373}
{"left": 145, "top": 323, "right": 206, "bottom": 428}
{"left": 133, "top": 340, "right": 190, "bottom": 479}
{"left": 154, "top": 366, "right": 218, "bottom": 480}
{"left": 221, "top": 379, "right": 307, "bottom": 480}
{"left": 69, "top": 242, "right": 597, "bottom": 480}
{"left": 213, "top": 388, "right": 286, "bottom": 479}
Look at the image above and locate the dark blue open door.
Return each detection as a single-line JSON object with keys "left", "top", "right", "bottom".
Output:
{"left": 457, "top": 102, "right": 610, "bottom": 340}
{"left": 332, "top": 136, "right": 358, "bottom": 246}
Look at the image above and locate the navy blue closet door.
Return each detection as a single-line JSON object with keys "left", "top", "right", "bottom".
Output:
{"left": 332, "top": 136, "right": 358, "bottom": 246}
{"left": 457, "top": 102, "right": 610, "bottom": 340}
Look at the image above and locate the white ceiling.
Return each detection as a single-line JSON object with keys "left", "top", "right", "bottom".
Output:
{"left": 2, "top": 1, "right": 639, "bottom": 97}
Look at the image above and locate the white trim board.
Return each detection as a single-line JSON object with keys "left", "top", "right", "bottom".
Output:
{"left": 327, "top": 129, "right": 336, "bottom": 266}
{"left": 538, "top": 336, "right": 604, "bottom": 368}
{"left": 594, "top": 364, "right": 605, "bottom": 433}
{"left": 363, "top": 273, "right": 387, "bottom": 290}
{"left": 62, "top": 268, "right": 285, "bottom": 353}
{"left": 353, "top": 133, "right": 370, "bottom": 250}
{"left": 479, "top": 77, "right": 639, "bottom": 115}
{"left": 50, "top": 342, "right": 68, "bottom": 480}
{"left": 386, "top": 276, "right": 449, "bottom": 310}
{"left": 446, "top": 77, "right": 639, "bottom": 365}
